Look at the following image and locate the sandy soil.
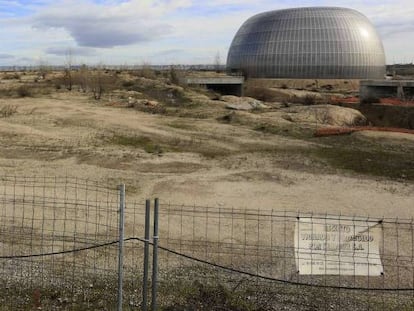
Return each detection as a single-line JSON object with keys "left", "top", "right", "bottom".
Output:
{"left": 0, "top": 90, "right": 413, "bottom": 220}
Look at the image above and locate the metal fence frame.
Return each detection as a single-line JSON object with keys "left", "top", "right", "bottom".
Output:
{"left": 0, "top": 176, "right": 413, "bottom": 310}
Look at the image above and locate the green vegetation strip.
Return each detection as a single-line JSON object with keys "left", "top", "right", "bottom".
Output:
{"left": 252, "top": 122, "right": 414, "bottom": 181}
{"left": 108, "top": 134, "right": 231, "bottom": 158}
{"left": 109, "top": 135, "right": 164, "bottom": 154}
{"left": 254, "top": 123, "right": 314, "bottom": 139}
{"left": 311, "top": 145, "right": 414, "bottom": 181}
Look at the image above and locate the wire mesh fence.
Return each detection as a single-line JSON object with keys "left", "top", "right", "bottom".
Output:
{"left": 0, "top": 176, "right": 413, "bottom": 310}
{"left": 156, "top": 204, "right": 414, "bottom": 310}
{"left": 0, "top": 176, "right": 135, "bottom": 310}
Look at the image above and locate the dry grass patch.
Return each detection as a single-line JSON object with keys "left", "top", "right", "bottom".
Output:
{"left": 0, "top": 105, "right": 17, "bottom": 118}
{"left": 109, "top": 134, "right": 165, "bottom": 154}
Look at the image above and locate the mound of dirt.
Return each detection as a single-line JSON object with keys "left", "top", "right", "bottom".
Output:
{"left": 283, "top": 104, "right": 367, "bottom": 126}
{"left": 221, "top": 95, "right": 268, "bottom": 111}
{"left": 270, "top": 88, "right": 323, "bottom": 99}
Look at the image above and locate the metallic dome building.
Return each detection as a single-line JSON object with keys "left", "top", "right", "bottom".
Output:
{"left": 227, "top": 7, "right": 386, "bottom": 79}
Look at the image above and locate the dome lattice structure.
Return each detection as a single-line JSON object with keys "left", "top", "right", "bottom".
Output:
{"left": 227, "top": 7, "right": 386, "bottom": 79}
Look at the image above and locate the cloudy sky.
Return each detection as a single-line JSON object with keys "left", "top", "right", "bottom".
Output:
{"left": 0, "top": 0, "right": 413, "bottom": 66}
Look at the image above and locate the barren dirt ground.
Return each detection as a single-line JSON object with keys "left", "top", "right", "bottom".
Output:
{"left": 0, "top": 89, "right": 413, "bottom": 219}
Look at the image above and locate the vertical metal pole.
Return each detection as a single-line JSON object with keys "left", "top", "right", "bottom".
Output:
{"left": 151, "top": 198, "right": 159, "bottom": 311}
{"left": 142, "top": 199, "right": 151, "bottom": 311}
{"left": 117, "top": 184, "right": 125, "bottom": 311}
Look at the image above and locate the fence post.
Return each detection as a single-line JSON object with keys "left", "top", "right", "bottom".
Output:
{"left": 151, "top": 198, "right": 159, "bottom": 311}
{"left": 117, "top": 184, "right": 126, "bottom": 311}
{"left": 142, "top": 199, "right": 151, "bottom": 311}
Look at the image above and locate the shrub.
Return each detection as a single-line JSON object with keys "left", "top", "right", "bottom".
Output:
{"left": 217, "top": 111, "right": 237, "bottom": 123}
{"left": 169, "top": 66, "right": 182, "bottom": 85}
{"left": 321, "top": 84, "right": 334, "bottom": 91}
{"left": 302, "top": 94, "right": 316, "bottom": 105}
{"left": 2, "top": 73, "right": 20, "bottom": 80}
{"left": 122, "top": 80, "right": 135, "bottom": 88}
{"left": 360, "top": 96, "right": 380, "bottom": 105}
{"left": 38, "top": 63, "right": 50, "bottom": 79}
{"left": 73, "top": 65, "right": 90, "bottom": 93}
{"left": 16, "top": 85, "right": 32, "bottom": 97}
{"left": 131, "top": 82, "right": 190, "bottom": 106}
{"left": 132, "top": 64, "right": 157, "bottom": 79}
{"left": 89, "top": 69, "right": 116, "bottom": 100}
{"left": 63, "top": 68, "right": 73, "bottom": 90}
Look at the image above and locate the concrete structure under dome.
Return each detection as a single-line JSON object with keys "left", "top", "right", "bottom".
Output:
{"left": 360, "top": 80, "right": 414, "bottom": 101}
{"left": 183, "top": 76, "right": 244, "bottom": 96}
{"left": 227, "top": 7, "right": 386, "bottom": 79}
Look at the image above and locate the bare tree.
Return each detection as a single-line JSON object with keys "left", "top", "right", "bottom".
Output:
{"left": 76, "top": 64, "right": 89, "bottom": 93}
{"left": 136, "top": 62, "right": 156, "bottom": 79}
{"left": 38, "top": 59, "right": 50, "bottom": 80}
{"left": 63, "top": 48, "right": 74, "bottom": 90}
{"left": 214, "top": 51, "right": 221, "bottom": 72}
{"left": 169, "top": 65, "right": 180, "bottom": 85}
{"left": 88, "top": 65, "right": 115, "bottom": 100}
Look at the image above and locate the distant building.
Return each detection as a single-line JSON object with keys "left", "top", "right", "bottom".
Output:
{"left": 227, "top": 7, "right": 386, "bottom": 79}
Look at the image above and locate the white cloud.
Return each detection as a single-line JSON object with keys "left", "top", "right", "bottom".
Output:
{"left": 31, "top": 0, "right": 192, "bottom": 48}
{"left": 0, "top": 1, "right": 413, "bottom": 65}
{"left": 0, "top": 53, "right": 15, "bottom": 59}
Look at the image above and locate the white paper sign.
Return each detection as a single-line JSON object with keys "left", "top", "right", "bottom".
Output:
{"left": 295, "top": 218, "right": 383, "bottom": 275}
